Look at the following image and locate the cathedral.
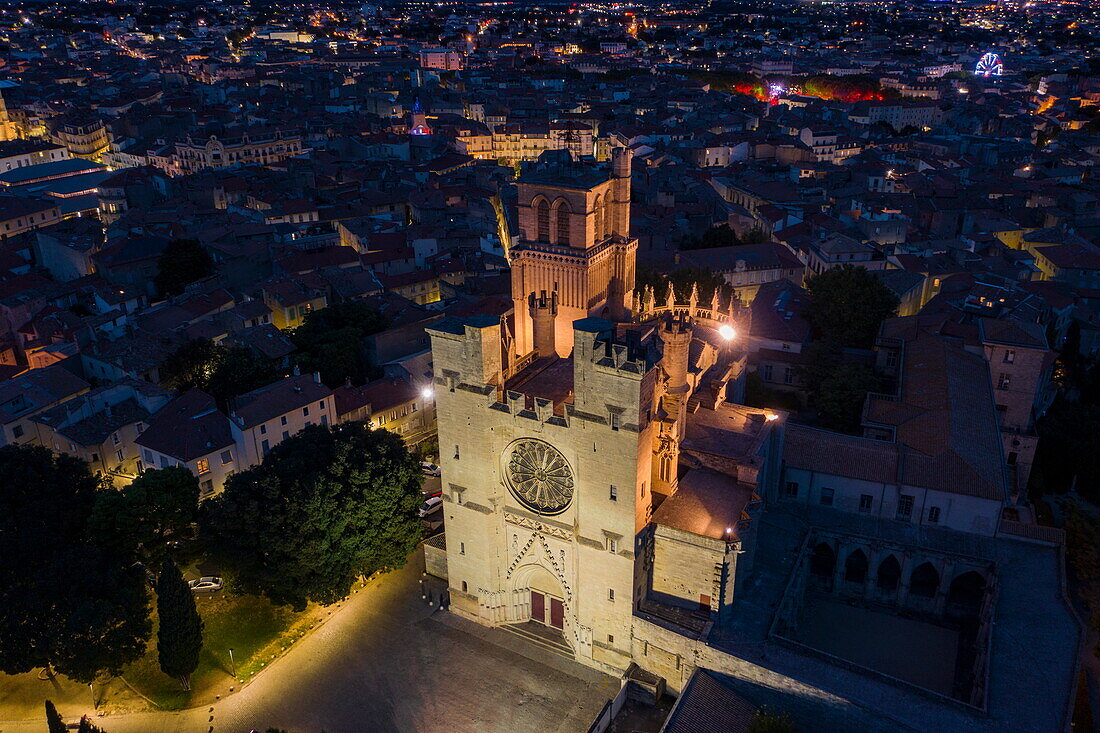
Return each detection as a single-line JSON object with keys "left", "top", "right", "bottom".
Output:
{"left": 427, "top": 150, "right": 780, "bottom": 674}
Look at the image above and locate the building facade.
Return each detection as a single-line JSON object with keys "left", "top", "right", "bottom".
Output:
{"left": 429, "top": 154, "right": 775, "bottom": 675}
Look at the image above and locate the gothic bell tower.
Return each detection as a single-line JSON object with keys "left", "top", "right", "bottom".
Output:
{"left": 510, "top": 148, "right": 636, "bottom": 358}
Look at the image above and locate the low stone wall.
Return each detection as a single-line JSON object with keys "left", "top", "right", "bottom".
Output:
{"left": 424, "top": 533, "right": 448, "bottom": 580}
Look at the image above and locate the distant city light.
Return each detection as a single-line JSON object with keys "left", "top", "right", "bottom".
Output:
{"left": 719, "top": 325, "right": 736, "bottom": 341}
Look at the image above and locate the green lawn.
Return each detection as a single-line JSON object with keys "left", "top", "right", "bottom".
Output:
{"left": 108, "top": 590, "right": 314, "bottom": 711}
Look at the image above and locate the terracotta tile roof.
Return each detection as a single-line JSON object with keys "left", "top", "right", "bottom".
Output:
{"left": 229, "top": 375, "right": 331, "bottom": 429}
{"left": 661, "top": 669, "right": 758, "bottom": 733}
{"left": 651, "top": 467, "right": 755, "bottom": 541}
{"left": 136, "top": 390, "right": 233, "bottom": 462}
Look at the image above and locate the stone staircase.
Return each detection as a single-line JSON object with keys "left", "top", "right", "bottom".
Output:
{"left": 499, "top": 621, "right": 574, "bottom": 659}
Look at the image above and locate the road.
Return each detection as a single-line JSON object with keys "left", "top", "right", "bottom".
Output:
{"left": 1, "top": 548, "right": 615, "bottom": 733}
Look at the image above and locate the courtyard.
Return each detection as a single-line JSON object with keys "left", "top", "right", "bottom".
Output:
{"left": 0, "top": 547, "right": 617, "bottom": 733}
{"left": 795, "top": 597, "right": 960, "bottom": 696}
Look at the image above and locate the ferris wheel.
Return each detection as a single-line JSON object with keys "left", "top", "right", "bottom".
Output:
{"left": 975, "top": 52, "right": 1004, "bottom": 78}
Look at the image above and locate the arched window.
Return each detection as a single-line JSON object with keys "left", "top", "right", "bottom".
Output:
{"left": 877, "top": 555, "right": 901, "bottom": 591}
{"left": 947, "top": 571, "right": 986, "bottom": 615}
{"left": 809, "top": 542, "right": 835, "bottom": 578}
{"left": 554, "top": 199, "right": 571, "bottom": 246}
{"left": 602, "top": 195, "right": 613, "bottom": 238}
{"left": 909, "top": 562, "right": 939, "bottom": 598}
{"left": 844, "top": 549, "right": 868, "bottom": 584}
{"left": 536, "top": 199, "right": 550, "bottom": 242}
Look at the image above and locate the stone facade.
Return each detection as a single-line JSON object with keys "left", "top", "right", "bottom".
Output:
{"left": 428, "top": 154, "right": 770, "bottom": 676}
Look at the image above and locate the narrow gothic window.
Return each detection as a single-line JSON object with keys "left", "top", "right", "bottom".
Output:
{"left": 593, "top": 195, "right": 603, "bottom": 241}
{"left": 536, "top": 199, "right": 550, "bottom": 241}
{"left": 555, "top": 200, "right": 571, "bottom": 246}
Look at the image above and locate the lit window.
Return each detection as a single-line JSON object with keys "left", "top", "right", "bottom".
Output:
{"left": 197, "top": 459, "right": 210, "bottom": 474}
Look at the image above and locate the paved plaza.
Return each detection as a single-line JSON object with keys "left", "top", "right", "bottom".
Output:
{"left": 0, "top": 548, "right": 617, "bottom": 733}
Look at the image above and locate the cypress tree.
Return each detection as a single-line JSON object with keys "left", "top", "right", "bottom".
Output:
{"left": 44, "top": 700, "right": 66, "bottom": 733}
{"left": 156, "top": 557, "right": 203, "bottom": 690}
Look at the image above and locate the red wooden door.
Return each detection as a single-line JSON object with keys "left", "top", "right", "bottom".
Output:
{"left": 550, "top": 598, "right": 564, "bottom": 629}
{"left": 531, "top": 591, "right": 545, "bottom": 624}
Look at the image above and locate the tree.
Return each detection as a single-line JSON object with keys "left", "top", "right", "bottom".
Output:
{"left": 159, "top": 338, "right": 222, "bottom": 392}
{"left": 291, "top": 301, "right": 390, "bottom": 388}
{"left": 681, "top": 224, "right": 740, "bottom": 250}
{"left": 741, "top": 226, "right": 769, "bottom": 245}
{"left": 0, "top": 445, "right": 150, "bottom": 682}
{"left": 636, "top": 267, "right": 734, "bottom": 306}
{"left": 154, "top": 239, "right": 214, "bottom": 297}
{"left": 45, "top": 700, "right": 66, "bottom": 733}
{"left": 90, "top": 467, "right": 200, "bottom": 565}
{"left": 156, "top": 558, "right": 203, "bottom": 690}
{"left": 802, "top": 265, "right": 899, "bottom": 349}
{"left": 206, "top": 345, "right": 281, "bottom": 408}
{"left": 802, "top": 355, "right": 880, "bottom": 434}
{"left": 201, "top": 424, "right": 422, "bottom": 610}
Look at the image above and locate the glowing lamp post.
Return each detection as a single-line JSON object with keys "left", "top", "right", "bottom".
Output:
{"left": 719, "top": 324, "right": 736, "bottom": 341}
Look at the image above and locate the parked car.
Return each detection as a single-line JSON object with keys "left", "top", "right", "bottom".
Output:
{"left": 419, "top": 496, "right": 443, "bottom": 517}
{"left": 188, "top": 576, "right": 223, "bottom": 592}
{"left": 420, "top": 461, "right": 441, "bottom": 477}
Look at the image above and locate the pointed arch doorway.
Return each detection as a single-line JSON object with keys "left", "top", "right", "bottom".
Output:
{"left": 513, "top": 563, "right": 567, "bottom": 631}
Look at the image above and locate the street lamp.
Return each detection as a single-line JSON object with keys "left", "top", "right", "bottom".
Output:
{"left": 719, "top": 324, "right": 736, "bottom": 341}
{"left": 420, "top": 386, "right": 433, "bottom": 401}
{"left": 228, "top": 648, "right": 236, "bottom": 679}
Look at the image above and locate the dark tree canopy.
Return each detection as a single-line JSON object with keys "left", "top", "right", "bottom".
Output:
{"left": 0, "top": 445, "right": 150, "bottom": 682}
{"left": 291, "top": 301, "right": 390, "bottom": 388}
{"left": 206, "top": 345, "right": 281, "bottom": 408}
{"left": 159, "top": 338, "right": 221, "bottom": 393}
{"left": 636, "top": 267, "right": 734, "bottom": 306}
{"left": 803, "top": 264, "right": 899, "bottom": 349}
{"left": 201, "top": 423, "right": 422, "bottom": 610}
{"left": 156, "top": 557, "right": 203, "bottom": 690}
{"left": 90, "top": 467, "right": 200, "bottom": 565}
{"left": 799, "top": 347, "right": 880, "bottom": 434}
{"left": 154, "top": 239, "right": 214, "bottom": 297}
{"left": 159, "top": 340, "right": 281, "bottom": 405}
